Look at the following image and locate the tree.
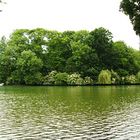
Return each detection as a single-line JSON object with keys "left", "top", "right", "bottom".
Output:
{"left": 8, "top": 28, "right": 49, "bottom": 76}
{"left": 66, "top": 41, "right": 91, "bottom": 72}
{"left": 10, "top": 50, "right": 43, "bottom": 85}
{"left": 98, "top": 70, "right": 111, "bottom": 84}
{"left": 0, "top": 37, "right": 11, "bottom": 82}
{"left": 45, "top": 30, "right": 73, "bottom": 72}
{"left": 0, "top": 27, "right": 140, "bottom": 85}
{"left": 89, "top": 27, "right": 113, "bottom": 69}
{"left": 112, "top": 41, "right": 139, "bottom": 75}
{"left": 8, "top": 28, "right": 48, "bottom": 58}
{"left": 65, "top": 30, "right": 100, "bottom": 79}
{"left": 120, "top": 0, "right": 140, "bottom": 35}
{"left": 8, "top": 29, "right": 30, "bottom": 55}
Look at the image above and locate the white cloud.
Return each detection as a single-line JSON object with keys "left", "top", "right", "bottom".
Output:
{"left": 0, "top": 0, "right": 139, "bottom": 49}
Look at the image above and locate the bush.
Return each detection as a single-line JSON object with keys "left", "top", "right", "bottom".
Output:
{"left": 120, "top": 77, "right": 125, "bottom": 84}
{"left": 54, "top": 72, "right": 68, "bottom": 85}
{"left": 67, "top": 73, "right": 84, "bottom": 85}
{"left": 24, "top": 72, "right": 42, "bottom": 85}
{"left": 98, "top": 70, "right": 111, "bottom": 84}
{"left": 43, "top": 71, "right": 57, "bottom": 85}
{"left": 125, "top": 75, "right": 137, "bottom": 84}
{"left": 86, "top": 68, "right": 99, "bottom": 81}
{"left": 111, "top": 70, "right": 120, "bottom": 84}
{"left": 136, "top": 71, "right": 140, "bottom": 83}
{"left": 84, "top": 76, "right": 93, "bottom": 85}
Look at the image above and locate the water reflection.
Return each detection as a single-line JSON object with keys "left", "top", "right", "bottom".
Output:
{"left": 0, "top": 86, "right": 140, "bottom": 139}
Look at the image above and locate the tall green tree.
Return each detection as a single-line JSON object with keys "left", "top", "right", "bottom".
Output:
{"left": 0, "top": 27, "right": 139, "bottom": 85}
{"left": 112, "top": 41, "right": 139, "bottom": 75}
{"left": 120, "top": 0, "right": 140, "bottom": 35}
{"left": 65, "top": 30, "right": 100, "bottom": 79}
{"left": 89, "top": 27, "right": 113, "bottom": 69}
{"left": 10, "top": 50, "right": 43, "bottom": 85}
{"left": 46, "top": 30, "right": 73, "bottom": 72}
{"left": 8, "top": 28, "right": 48, "bottom": 75}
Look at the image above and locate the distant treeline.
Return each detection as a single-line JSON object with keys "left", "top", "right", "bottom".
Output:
{"left": 0, "top": 27, "right": 140, "bottom": 85}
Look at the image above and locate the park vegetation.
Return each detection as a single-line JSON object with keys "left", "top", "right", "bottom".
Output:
{"left": 120, "top": 0, "right": 140, "bottom": 36}
{"left": 0, "top": 27, "right": 140, "bottom": 85}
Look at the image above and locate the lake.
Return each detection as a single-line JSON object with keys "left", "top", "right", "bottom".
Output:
{"left": 0, "top": 86, "right": 140, "bottom": 139}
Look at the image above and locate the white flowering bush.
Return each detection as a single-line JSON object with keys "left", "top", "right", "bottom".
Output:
{"left": 43, "top": 71, "right": 57, "bottom": 85}
{"left": 125, "top": 75, "right": 137, "bottom": 84}
{"left": 67, "top": 73, "right": 83, "bottom": 85}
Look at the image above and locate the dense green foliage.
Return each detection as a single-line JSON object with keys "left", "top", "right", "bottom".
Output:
{"left": 120, "top": 0, "right": 140, "bottom": 35}
{"left": 0, "top": 27, "right": 140, "bottom": 85}
{"left": 98, "top": 70, "right": 111, "bottom": 84}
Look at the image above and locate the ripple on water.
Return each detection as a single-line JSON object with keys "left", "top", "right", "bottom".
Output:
{"left": 0, "top": 86, "right": 140, "bottom": 139}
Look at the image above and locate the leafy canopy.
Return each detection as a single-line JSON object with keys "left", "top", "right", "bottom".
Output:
{"left": 120, "top": 0, "right": 140, "bottom": 35}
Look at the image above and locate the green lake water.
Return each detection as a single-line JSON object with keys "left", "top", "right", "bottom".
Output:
{"left": 0, "top": 86, "right": 140, "bottom": 139}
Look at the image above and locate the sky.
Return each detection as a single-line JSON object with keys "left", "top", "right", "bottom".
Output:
{"left": 0, "top": 0, "right": 139, "bottom": 49}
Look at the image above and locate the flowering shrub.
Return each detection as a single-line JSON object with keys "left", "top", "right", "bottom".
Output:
{"left": 67, "top": 73, "right": 83, "bottom": 85}
{"left": 125, "top": 75, "right": 137, "bottom": 84}
{"left": 43, "top": 71, "right": 57, "bottom": 85}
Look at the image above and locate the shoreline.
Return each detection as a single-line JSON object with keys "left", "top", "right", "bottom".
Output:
{"left": 3, "top": 83, "right": 140, "bottom": 87}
